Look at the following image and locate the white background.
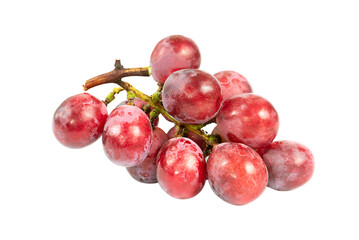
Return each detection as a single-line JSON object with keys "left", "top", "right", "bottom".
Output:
{"left": 1, "top": 0, "right": 358, "bottom": 239}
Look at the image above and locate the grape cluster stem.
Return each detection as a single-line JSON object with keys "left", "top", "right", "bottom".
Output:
{"left": 83, "top": 59, "right": 219, "bottom": 148}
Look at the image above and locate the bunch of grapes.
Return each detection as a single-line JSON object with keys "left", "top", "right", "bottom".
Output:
{"left": 53, "top": 35, "right": 314, "bottom": 205}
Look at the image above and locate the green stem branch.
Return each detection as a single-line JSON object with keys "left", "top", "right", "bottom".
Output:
{"left": 116, "top": 80, "right": 211, "bottom": 143}
{"left": 103, "top": 87, "right": 124, "bottom": 106}
{"left": 83, "top": 60, "right": 217, "bottom": 146}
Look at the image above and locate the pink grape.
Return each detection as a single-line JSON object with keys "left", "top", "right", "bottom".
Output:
{"left": 216, "top": 93, "right": 279, "bottom": 149}
{"left": 211, "top": 126, "right": 227, "bottom": 143}
{"left": 118, "top": 98, "right": 159, "bottom": 126}
{"left": 167, "top": 126, "right": 207, "bottom": 150}
{"left": 161, "top": 113, "right": 175, "bottom": 123}
{"left": 257, "top": 140, "right": 314, "bottom": 191}
{"left": 53, "top": 93, "right": 108, "bottom": 148}
{"left": 214, "top": 70, "right": 252, "bottom": 102}
{"left": 157, "top": 137, "right": 206, "bottom": 199}
{"left": 126, "top": 127, "right": 169, "bottom": 183}
{"left": 150, "top": 35, "right": 201, "bottom": 83}
{"left": 102, "top": 105, "right": 153, "bottom": 167}
{"left": 207, "top": 142, "right": 268, "bottom": 205}
{"left": 162, "top": 69, "right": 223, "bottom": 124}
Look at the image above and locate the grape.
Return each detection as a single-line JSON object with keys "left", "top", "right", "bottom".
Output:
{"left": 150, "top": 35, "right": 201, "bottom": 83}
{"left": 118, "top": 98, "right": 159, "bottom": 126}
{"left": 216, "top": 93, "right": 279, "bottom": 149}
{"left": 157, "top": 137, "right": 206, "bottom": 199}
{"left": 257, "top": 140, "right": 314, "bottom": 191}
{"left": 211, "top": 126, "right": 227, "bottom": 143}
{"left": 53, "top": 93, "right": 108, "bottom": 148}
{"left": 102, "top": 105, "right": 153, "bottom": 167}
{"left": 161, "top": 113, "right": 174, "bottom": 123}
{"left": 162, "top": 69, "right": 223, "bottom": 124}
{"left": 167, "top": 126, "right": 206, "bottom": 150}
{"left": 126, "top": 127, "right": 169, "bottom": 183}
{"left": 207, "top": 143, "right": 268, "bottom": 205}
{"left": 214, "top": 70, "right": 252, "bottom": 102}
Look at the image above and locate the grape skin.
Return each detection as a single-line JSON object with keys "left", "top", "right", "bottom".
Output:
{"left": 162, "top": 69, "right": 223, "bottom": 124}
{"left": 53, "top": 93, "right": 108, "bottom": 148}
{"left": 102, "top": 105, "right": 153, "bottom": 167}
{"left": 257, "top": 140, "right": 314, "bottom": 191}
{"left": 126, "top": 127, "right": 169, "bottom": 183}
{"left": 207, "top": 142, "right": 268, "bottom": 205}
{"left": 118, "top": 98, "right": 159, "bottom": 126}
{"left": 157, "top": 137, "right": 206, "bottom": 199}
{"left": 216, "top": 93, "right": 279, "bottom": 149}
{"left": 150, "top": 35, "right": 201, "bottom": 83}
{"left": 167, "top": 126, "right": 207, "bottom": 150}
{"left": 211, "top": 126, "right": 227, "bottom": 143}
{"left": 214, "top": 70, "right": 252, "bottom": 102}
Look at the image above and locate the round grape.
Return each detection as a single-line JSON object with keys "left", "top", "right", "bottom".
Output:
{"left": 257, "top": 140, "right": 314, "bottom": 191}
{"left": 216, "top": 93, "right": 279, "bottom": 149}
{"left": 157, "top": 137, "right": 206, "bottom": 199}
{"left": 150, "top": 35, "right": 201, "bottom": 83}
{"left": 214, "top": 70, "right": 252, "bottom": 102}
{"left": 102, "top": 105, "right": 153, "bottom": 167}
{"left": 162, "top": 69, "right": 223, "bottom": 124}
{"left": 126, "top": 127, "right": 169, "bottom": 183}
{"left": 53, "top": 93, "right": 108, "bottom": 148}
{"left": 207, "top": 142, "right": 268, "bottom": 205}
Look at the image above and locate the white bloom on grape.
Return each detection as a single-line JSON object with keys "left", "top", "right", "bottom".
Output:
{"left": 108, "top": 125, "right": 121, "bottom": 136}
{"left": 295, "top": 157, "right": 305, "bottom": 165}
{"left": 166, "top": 156, "right": 176, "bottom": 166}
{"left": 185, "top": 154, "right": 198, "bottom": 170}
{"left": 200, "top": 84, "right": 213, "bottom": 94}
{"left": 245, "top": 162, "right": 256, "bottom": 174}
{"left": 258, "top": 109, "right": 269, "bottom": 119}
{"left": 221, "top": 160, "right": 228, "bottom": 167}
{"left": 130, "top": 126, "right": 141, "bottom": 137}
{"left": 230, "top": 173, "right": 237, "bottom": 179}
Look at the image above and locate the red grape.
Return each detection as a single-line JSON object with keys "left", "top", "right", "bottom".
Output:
{"left": 216, "top": 93, "right": 279, "bottom": 149}
{"left": 102, "top": 105, "right": 153, "bottom": 167}
{"left": 214, "top": 70, "right": 252, "bottom": 102}
{"left": 157, "top": 137, "right": 206, "bottom": 199}
{"left": 118, "top": 98, "right": 159, "bottom": 126}
{"left": 167, "top": 126, "right": 207, "bottom": 150}
{"left": 161, "top": 113, "right": 174, "bottom": 123}
{"left": 211, "top": 126, "right": 227, "bottom": 143}
{"left": 53, "top": 93, "right": 108, "bottom": 148}
{"left": 207, "top": 143, "right": 268, "bottom": 205}
{"left": 126, "top": 127, "right": 169, "bottom": 183}
{"left": 150, "top": 35, "right": 201, "bottom": 83}
{"left": 257, "top": 140, "right": 314, "bottom": 191}
{"left": 162, "top": 69, "right": 223, "bottom": 124}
